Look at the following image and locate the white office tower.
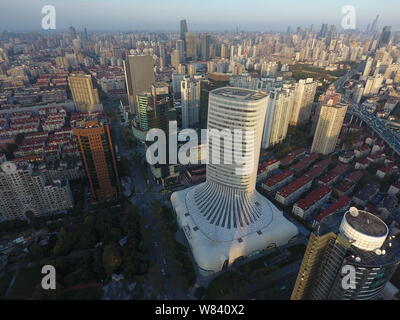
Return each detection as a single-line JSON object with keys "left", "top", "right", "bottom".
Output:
{"left": 290, "top": 78, "right": 318, "bottom": 126}
{"left": 171, "top": 88, "right": 298, "bottom": 275}
{"left": 0, "top": 161, "right": 74, "bottom": 222}
{"left": 181, "top": 75, "right": 204, "bottom": 129}
{"left": 262, "top": 86, "right": 295, "bottom": 149}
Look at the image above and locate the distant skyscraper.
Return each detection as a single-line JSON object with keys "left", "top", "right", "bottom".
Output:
{"left": 185, "top": 32, "right": 197, "bottom": 61}
{"left": 69, "top": 26, "right": 77, "bottom": 39}
{"left": 200, "top": 34, "right": 211, "bottom": 61}
{"left": 290, "top": 78, "right": 318, "bottom": 126}
{"left": 68, "top": 74, "right": 102, "bottom": 112}
{"left": 371, "top": 15, "right": 380, "bottom": 33}
{"left": 73, "top": 120, "right": 120, "bottom": 202}
{"left": 291, "top": 208, "right": 400, "bottom": 300}
{"left": 319, "top": 23, "right": 328, "bottom": 38}
{"left": 82, "top": 27, "right": 89, "bottom": 41}
{"left": 0, "top": 161, "right": 73, "bottom": 221}
{"left": 379, "top": 26, "right": 392, "bottom": 48}
{"left": 176, "top": 39, "right": 185, "bottom": 60}
{"left": 171, "top": 87, "right": 298, "bottom": 275}
{"left": 180, "top": 19, "right": 188, "bottom": 41}
{"left": 311, "top": 102, "right": 347, "bottom": 155}
{"left": 124, "top": 55, "right": 155, "bottom": 113}
{"left": 158, "top": 44, "right": 165, "bottom": 59}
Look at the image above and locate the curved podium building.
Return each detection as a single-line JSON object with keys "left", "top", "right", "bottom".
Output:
{"left": 171, "top": 87, "right": 298, "bottom": 275}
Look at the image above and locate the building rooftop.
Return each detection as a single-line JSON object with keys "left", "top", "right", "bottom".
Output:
{"left": 345, "top": 171, "right": 363, "bottom": 183}
{"left": 378, "top": 164, "right": 398, "bottom": 174}
{"left": 305, "top": 166, "right": 326, "bottom": 180}
{"left": 345, "top": 210, "right": 388, "bottom": 237}
{"left": 211, "top": 87, "right": 267, "bottom": 101}
{"left": 295, "top": 185, "right": 331, "bottom": 211}
{"left": 316, "top": 196, "right": 351, "bottom": 223}
{"left": 290, "top": 153, "right": 319, "bottom": 172}
{"left": 263, "top": 169, "right": 293, "bottom": 187}
{"left": 277, "top": 176, "right": 311, "bottom": 198}
{"left": 319, "top": 164, "right": 348, "bottom": 184}
{"left": 354, "top": 182, "right": 380, "bottom": 202}
{"left": 280, "top": 148, "right": 306, "bottom": 166}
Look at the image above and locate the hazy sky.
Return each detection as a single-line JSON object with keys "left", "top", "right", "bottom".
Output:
{"left": 1, "top": 0, "right": 399, "bottom": 32}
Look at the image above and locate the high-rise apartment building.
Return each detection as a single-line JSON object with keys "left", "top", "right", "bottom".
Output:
{"left": 199, "top": 73, "right": 230, "bottom": 129}
{"left": 290, "top": 78, "right": 318, "bottom": 126}
{"left": 68, "top": 74, "right": 102, "bottom": 112}
{"left": 363, "top": 74, "right": 384, "bottom": 96}
{"left": 220, "top": 43, "right": 229, "bottom": 58}
{"left": 185, "top": 32, "right": 197, "bottom": 61}
{"left": 171, "top": 49, "right": 181, "bottom": 69}
{"left": 291, "top": 208, "right": 400, "bottom": 300}
{"left": 176, "top": 39, "right": 185, "bottom": 61}
{"left": 311, "top": 84, "right": 342, "bottom": 135}
{"left": 0, "top": 161, "right": 73, "bottom": 221}
{"left": 124, "top": 55, "right": 155, "bottom": 113}
{"left": 171, "top": 87, "right": 298, "bottom": 275}
{"left": 262, "top": 85, "right": 295, "bottom": 149}
{"left": 200, "top": 34, "right": 211, "bottom": 61}
{"left": 363, "top": 57, "right": 374, "bottom": 78}
{"left": 181, "top": 75, "right": 204, "bottom": 129}
{"left": 73, "top": 120, "right": 120, "bottom": 202}
{"left": 311, "top": 102, "right": 347, "bottom": 155}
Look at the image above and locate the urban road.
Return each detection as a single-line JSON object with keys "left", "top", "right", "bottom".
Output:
{"left": 335, "top": 71, "right": 400, "bottom": 156}
{"left": 109, "top": 104, "right": 188, "bottom": 300}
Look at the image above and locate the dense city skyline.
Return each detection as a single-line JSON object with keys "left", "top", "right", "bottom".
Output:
{"left": 1, "top": 0, "right": 400, "bottom": 305}
{"left": 1, "top": 0, "right": 400, "bottom": 32}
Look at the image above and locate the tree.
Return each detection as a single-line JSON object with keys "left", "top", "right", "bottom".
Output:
{"left": 102, "top": 242, "right": 122, "bottom": 274}
{"left": 28, "top": 243, "right": 46, "bottom": 260}
{"left": 53, "top": 227, "right": 73, "bottom": 256}
{"left": 109, "top": 227, "right": 123, "bottom": 242}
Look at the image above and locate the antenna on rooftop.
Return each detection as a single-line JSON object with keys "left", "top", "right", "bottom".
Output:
{"left": 349, "top": 207, "right": 359, "bottom": 217}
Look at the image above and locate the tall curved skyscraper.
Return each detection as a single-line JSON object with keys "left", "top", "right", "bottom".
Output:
{"left": 171, "top": 87, "right": 298, "bottom": 275}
